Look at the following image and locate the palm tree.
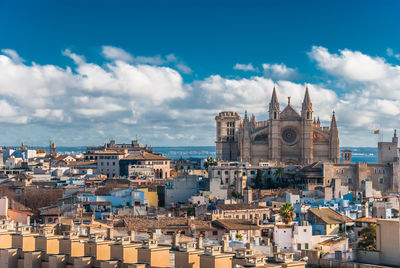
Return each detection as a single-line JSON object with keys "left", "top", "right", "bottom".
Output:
{"left": 279, "top": 203, "right": 295, "bottom": 224}
{"left": 204, "top": 157, "right": 217, "bottom": 169}
{"left": 274, "top": 167, "right": 285, "bottom": 185}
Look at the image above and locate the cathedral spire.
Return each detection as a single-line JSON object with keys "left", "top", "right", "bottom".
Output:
{"left": 269, "top": 86, "right": 280, "bottom": 120}
{"left": 269, "top": 86, "right": 280, "bottom": 111}
{"left": 301, "top": 85, "right": 312, "bottom": 120}
{"left": 302, "top": 85, "right": 312, "bottom": 111}
{"left": 330, "top": 111, "right": 338, "bottom": 130}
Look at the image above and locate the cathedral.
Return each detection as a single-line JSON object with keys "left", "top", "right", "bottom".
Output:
{"left": 215, "top": 87, "right": 339, "bottom": 165}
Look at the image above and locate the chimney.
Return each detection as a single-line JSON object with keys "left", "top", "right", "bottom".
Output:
{"left": 87, "top": 226, "right": 91, "bottom": 237}
{"left": 150, "top": 230, "right": 156, "bottom": 239}
{"left": 222, "top": 236, "right": 229, "bottom": 252}
{"left": 173, "top": 231, "right": 181, "bottom": 249}
{"left": 107, "top": 228, "right": 114, "bottom": 240}
{"left": 246, "top": 242, "right": 253, "bottom": 250}
{"left": 197, "top": 234, "right": 203, "bottom": 249}
{"left": 128, "top": 230, "right": 135, "bottom": 242}
{"left": 362, "top": 203, "right": 369, "bottom": 218}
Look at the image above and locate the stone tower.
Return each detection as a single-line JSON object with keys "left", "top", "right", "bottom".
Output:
{"left": 241, "top": 111, "right": 251, "bottom": 162}
{"left": 378, "top": 129, "right": 399, "bottom": 164}
{"left": 301, "top": 86, "right": 313, "bottom": 164}
{"left": 329, "top": 111, "right": 340, "bottom": 163}
{"left": 215, "top": 111, "right": 241, "bottom": 161}
{"left": 341, "top": 149, "right": 352, "bottom": 164}
{"left": 268, "top": 87, "right": 281, "bottom": 163}
{"left": 50, "top": 140, "right": 57, "bottom": 157}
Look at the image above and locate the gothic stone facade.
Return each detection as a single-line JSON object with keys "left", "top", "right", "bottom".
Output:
{"left": 215, "top": 87, "right": 339, "bottom": 165}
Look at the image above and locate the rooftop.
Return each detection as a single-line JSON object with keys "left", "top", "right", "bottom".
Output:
{"left": 309, "top": 207, "right": 353, "bottom": 224}
{"left": 213, "top": 219, "right": 260, "bottom": 230}
{"left": 216, "top": 203, "right": 268, "bottom": 211}
{"left": 123, "top": 152, "right": 170, "bottom": 161}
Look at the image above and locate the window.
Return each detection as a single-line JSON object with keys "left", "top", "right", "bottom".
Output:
{"left": 348, "top": 178, "right": 352, "bottom": 184}
{"left": 342, "top": 170, "right": 344, "bottom": 174}
{"left": 274, "top": 112, "right": 277, "bottom": 119}
{"left": 380, "top": 178, "right": 384, "bottom": 184}
{"left": 336, "top": 170, "right": 339, "bottom": 174}
{"left": 225, "top": 171, "right": 228, "bottom": 175}
{"left": 305, "top": 243, "right": 309, "bottom": 249}
{"left": 213, "top": 231, "right": 218, "bottom": 236}
{"left": 236, "top": 215, "right": 239, "bottom": 219}
{"left": 297, "top": 243, "right": 301, "bottom": 250}
{"left": 242, "top": 215, "right": 245, "bottom": 219}
{"left": 303, "top": 229, "right": 307, "bottom": 232}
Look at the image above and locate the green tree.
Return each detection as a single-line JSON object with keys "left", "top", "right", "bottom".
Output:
{"left": 231, "top": 191, "right": 243, "bottom": 200}
{"left": 279, "top": 203, "right": 295, "bottom": 224}
{"left": 255, "top": 169, "right": 264, "bottom": 189}
{"left": 358, "top": 225, "right": 376, "bottom": 250}
{"left": 266, "top": 177, "right": 276, "bottom": 189}
{"left": 204, "top": 157, "right": 217, "bottom": 169}
{"left": 174, "top": 163, "right": 183, "bottom": 172}
{"left": 275, "top": 167, "right": 285, "bottom": 183}
{"left": 235, "top": 233, "right": 243, "bottom": 241}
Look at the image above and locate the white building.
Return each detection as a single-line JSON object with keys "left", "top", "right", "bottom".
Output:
{"left": 273, "top": 222, "right": 313, "bottom": 252}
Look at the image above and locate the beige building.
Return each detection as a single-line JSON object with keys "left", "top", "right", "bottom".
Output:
{"left": 356, "top": 218, "right": 400, "bottom": 266}
{"left": 86, "top": 150, "right": 126, "bottom": 178}
{"left": 216, "top": 87, "right": 339, "bottom": 165}
{"left": 123, "top": 152, "right": 171, "bottom": 179}
{"left": 211, "top": 203, "right": 270, "bottom": 221}
{"left": 0, "top": 220, "right": 306, "bottom": 268}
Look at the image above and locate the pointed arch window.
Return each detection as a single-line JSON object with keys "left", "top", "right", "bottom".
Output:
{"left": 274, "top": 112, "right": 277, "bottom": 120}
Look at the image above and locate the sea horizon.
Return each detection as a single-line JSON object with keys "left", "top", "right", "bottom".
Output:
{"left": 4, "top": 145, "right": 379, "bottom": 163}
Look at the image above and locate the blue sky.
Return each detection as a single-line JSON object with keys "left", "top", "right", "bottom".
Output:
{"left": 0, "top": 0, "right": 400, "bottom": 146}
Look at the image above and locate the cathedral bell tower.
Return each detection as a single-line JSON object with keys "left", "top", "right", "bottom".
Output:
{"left": 301, "top": 86, "right": 313, "bottom": 164}
{"left": 329, "top": 111, "right": 340, "bottom": 163}
{"left": 268, "top": 86, "right": 281, "bottom": 162}
{"left": 241, "top": 111, "right": 251, "bottom": 163}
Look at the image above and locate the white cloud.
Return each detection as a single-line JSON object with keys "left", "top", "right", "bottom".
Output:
{"left": 308, "top": 46, "right": 399, "bottom": 84}
{"left": 102, "top": 46, "right": 134, "bottom": 62}
{"left": 233, "top": 63, "right": 257, "bottom": 72}
{"left": 2, "top": 45, "right": 400, "bottom": 147}
{"left": 101, "top": 46, "right": 192, "bottom": 74}
{"left": 1, "top": 49, "right": 24, "bottom": 63}
{"left": 262, "top": 63, "right": 298, "bottom": 79}
{"left": 175, "top": 63, "right": 192, "bottom": 74}
{"left": 386, "top": 48, "right": 400, "bottom": 60}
